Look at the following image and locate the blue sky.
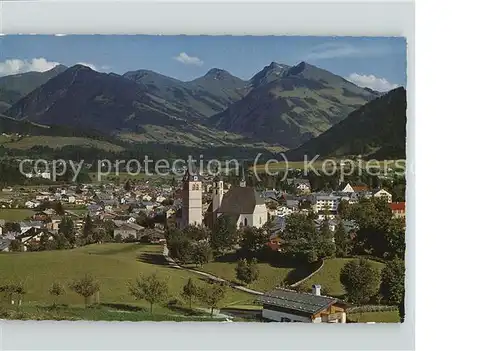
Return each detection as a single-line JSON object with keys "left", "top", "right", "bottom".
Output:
{"left": 0, "top": 35, "right": 406, "bottom": 91}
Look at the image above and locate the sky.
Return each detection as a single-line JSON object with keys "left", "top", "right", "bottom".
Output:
{"left": 0, "top": 35, "right": 406, "bottom": 91}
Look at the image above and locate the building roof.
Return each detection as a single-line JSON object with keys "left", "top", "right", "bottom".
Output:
{"left": 258, "top": 288, "right": 339, "bottom": 315}
{"left": 217, "top": 186, "right": 265, "bottom": 214}
{"left": 389, "top": 202, "right": 406, "bottom": 211}
{"left": 352, "top": 185, "right": 369, "bottom": 192}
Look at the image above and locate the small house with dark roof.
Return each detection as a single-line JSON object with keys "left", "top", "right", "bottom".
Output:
{"left": 258, "top": 286, "right": 347, "bottom": 323}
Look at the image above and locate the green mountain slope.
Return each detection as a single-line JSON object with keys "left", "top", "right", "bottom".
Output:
{"left": 208, "top": 62, "right": 376, "bottom": 148}
{"left": 286, "top": 87, "right": 407, "bottom": 160}
{"left": 123, "top": 68, "right": 248, "bottom": 121}
{"left": 0, "top": 65, "right": 68, "bottom": 111}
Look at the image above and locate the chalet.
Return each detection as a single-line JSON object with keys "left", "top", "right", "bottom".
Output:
{"left": 373, "top": 189, "right": 392, "bottom": 203}
{"left": 113, "top": 222, "right": 145, "bottom": 239}
{"left": 287, "top": 179, "right": 311, "bottom": 193}
{"left": 389, "top": 202, "right": 406, "bottom": 218}
{"left": 259, "top": 286, "right": 347, "bottom": 323}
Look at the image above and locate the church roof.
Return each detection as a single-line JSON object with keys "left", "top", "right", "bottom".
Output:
{"left": 217, "top": 186, "right": 265, "bottom": 214}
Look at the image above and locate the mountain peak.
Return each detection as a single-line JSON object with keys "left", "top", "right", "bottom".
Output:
{"left": 204, "top": 68, "right": 233, "bottom": 80}
{"left": 66, "top": 64, "right": 95, "bottom": 73}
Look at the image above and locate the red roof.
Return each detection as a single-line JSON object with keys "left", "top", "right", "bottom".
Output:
{"left": 353, "top": 185, "right": 369, "bottom": 192}
{"left": 389, "top": 202, "right": 406, "bottom": 211}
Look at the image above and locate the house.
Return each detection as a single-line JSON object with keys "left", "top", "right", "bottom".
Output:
{"left": 113, "top": 222, "right": 145, "bottom": 239}
{"left": 258, "top": 286, "right": 347, "bottom": 323}
{"left": 341, "top": 183, "right": 355, "bottom": 193}
{"left": 373, "top": 189, "right": 392, "bottom": 203}
{"left": 0, "top": 238, "right": 11, "bottom": 252}
{"left": 389, "top": 202, "right": 406, "bottom": 218}
{"left": 288, "top": 179, "right": 311, "bottom": 194}
{"left": 19, "top": 221, "right": 43, "bottom": 234}
{"left": 275, "top": 206, "right": 293, "bottom": 217}
{"left": 25, "top": 200, "right": 41, "bottom": 209}
{"left": 310, "top": 193, "right": 350, "bottom": 214}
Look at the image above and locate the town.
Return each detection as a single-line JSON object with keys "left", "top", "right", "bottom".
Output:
{"left": 0, "top": 162, "right": 405, "bottom": 323}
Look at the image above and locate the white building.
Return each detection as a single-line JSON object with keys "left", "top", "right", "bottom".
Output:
{"left": 205, "top": 176, "right": 268, "bottom": 230}
{"left": 373, "top": 189, "right": 392, "bottom": 203}
{"left": 180, "top": 167, "right": 203, "bottom": 229}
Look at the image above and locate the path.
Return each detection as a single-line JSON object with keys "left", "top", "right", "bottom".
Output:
{"left": 163, "top": 245, "right": 263, "bottom": 295}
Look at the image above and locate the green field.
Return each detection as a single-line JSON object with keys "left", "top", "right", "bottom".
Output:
{"left": 198, "top": 260, "right": 311, "bottom": 292}
{"left": 252, "top": 159, "right": 406, "bottom": 173}
{"left": 1, "top": 136, "right": 124, "bottom": 152}
{"left": 0, "top": 244, "right": 256, "bottom": 319}
{"left": 347, "top": 310, "right": 400, "bottom": 323}
{"left": 0, "top": 209, "right": 35, "bottom": 221}
{"left": 298, "top": 258, "right": 385, "bottom": 296}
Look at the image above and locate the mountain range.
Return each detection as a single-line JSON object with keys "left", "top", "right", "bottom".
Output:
{"left": 0, "top": 62, "right": 405, "bottom": 159}
{"left": 286, "top": 87, "right": 407, "bottom": 160}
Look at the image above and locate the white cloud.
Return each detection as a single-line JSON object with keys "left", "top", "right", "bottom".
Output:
{"left": 0, "top": 57, "right": 60, "bottom": 76}
{"left": 346, "top": 73, "right": 399, "bottom": 92}
{"left": 173, "top": 52, "right": 204, "bottom": 66}
{"left": 305, "top": 42, "right": 391, "bottom": 61}
{"left": 77, "top": 62, "right": 98, "bottom": 71}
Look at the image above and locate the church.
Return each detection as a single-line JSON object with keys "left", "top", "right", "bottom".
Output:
{"left": 178, "top": 166, "right": 268, "bottom": 231}
{"left": 204, "top": 175, "right": 268, "bottom": 230}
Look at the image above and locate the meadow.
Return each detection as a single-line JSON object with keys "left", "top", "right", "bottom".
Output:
{"left": 0, "top": 243, "right": 257, "bottom": 320}
{"left": 0, "top": 208, "right": 35, "bottom": 221}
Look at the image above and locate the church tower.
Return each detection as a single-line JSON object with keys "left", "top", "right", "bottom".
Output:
{"left": 239, "top": 163, "right": 246, "bottom": 187}
{"left": 181, "top": 164, "right": 203, "bottom": 229}
{"left": 212, "top": 176, "right": 224, "bottom": 212}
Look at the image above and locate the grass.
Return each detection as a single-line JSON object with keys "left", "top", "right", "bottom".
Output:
{"left": 347, "top": 310, "right": 400, "bottom": 323}
{"left": 251, "top": 159, "right": 406, "bottom": 172}
{"left": 298, "top": 258, "right": 385, "bottom": 297}
{"left": 0, "top": 243, "right": 256, "bottom": 319}
{"left": 198, "top": 257, "right": 315, "bottom": 292}
{"left": 0, "top": 304, "right": 226, "bottom": 322}
{"left": 0, "top": 208, "right": 35, "bottom": 221}
{"left": 2, "top": 136, "right": 124, "bottom": 152}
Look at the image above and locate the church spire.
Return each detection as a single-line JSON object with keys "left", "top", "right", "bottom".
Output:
{"left": 239, "top": 162, "right": 246, "bottom": 187}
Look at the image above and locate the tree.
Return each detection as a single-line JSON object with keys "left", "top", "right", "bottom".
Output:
{"left": 39, "top": 232, "right": 56, "bottom": 251}
{"left": 380, "top": 259, "right": 405, "bottom": 305}
{"left": 192, "top": 241, "right": 213, "bottom": 266}
{"left": 128, "top": 273, "right": 169, "bottom": 314}
{"left": 4, "top": 222, "right": 21, "bottom": 233}
{"left": 81, "top": 214, "right": 94, "bottom": 244}
{"left": 333, "top": 221, "right": 350, "bottom": 257}
{"left": 398, "top": 293, "right": 405, "bottom": 323}
{"left": 199, "top": 283, "right": 227, "bottom": 317}
{"left": 182, "top": 278, "right": 198, "bottom": 311}
{"left": 340, "top": 259, "right": 381, "bottom": 305}
{"left": 240, "top": 227, "right": 268, "bottom": 257}
{"left": 53, "top": 201, "right": 65, "bottom": 216}
{"left": 59, "top": 216, "right": 75, "bottom": 246}
{"left": 8, "top": 239, "right": 22, "bottom": 252}
{"left": 168, "top": 237, "right": 194, "bottom": 264}
{"left": 124, "top": 179, "right": 132, "bottom": 191}
{"left": 114, "top": 233, "right": 123, "bottom": 243}
{"left": 385, "top": 218, "right": 406, "bottom": 259}
{"left": 183, "top": 225, "right": 210, "bottom": 241}
{"left": 337, "top": 200, "right": 350, "bottom": 218}
{"left": 0, "top": 282, "right": 26, "bottom": 308}
{"left": 210, "top": 215, "right": 239, "bottom": 255}
{"left": 49, "top": 282, "right": 65, "bottom": 307}
{"left": 70, "top": 273, "right": 100, "bottom": 307}
{"left": 235, "top": 258, "right": 260, "bottom": 284}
